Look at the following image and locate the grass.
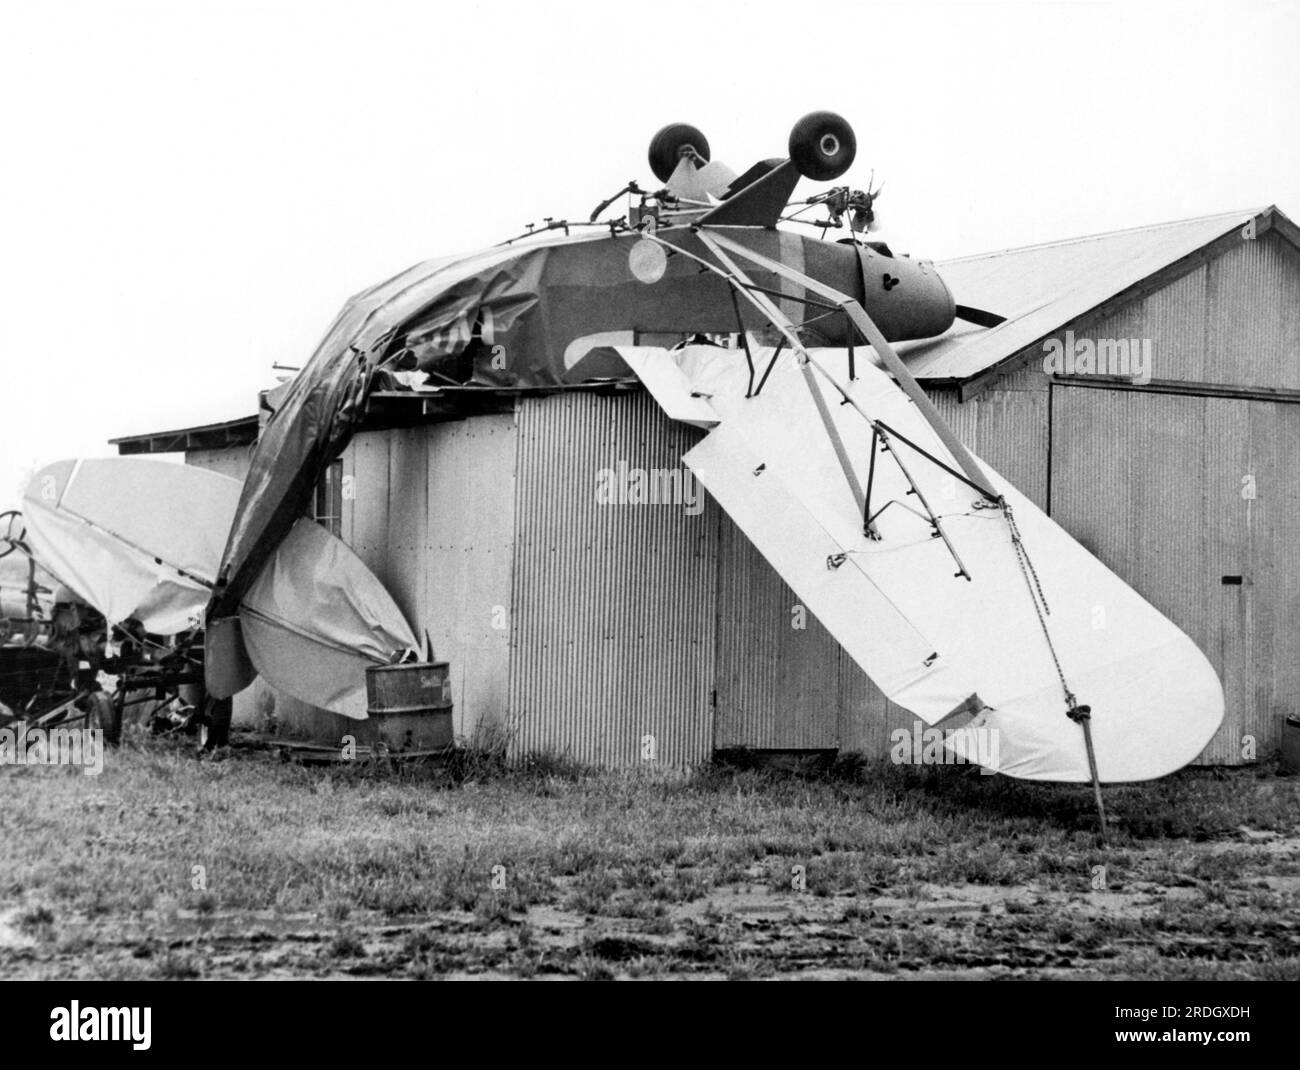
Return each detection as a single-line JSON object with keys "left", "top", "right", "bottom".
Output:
{"left": 0, "top": 733, "right": 1297, "bottom": 978}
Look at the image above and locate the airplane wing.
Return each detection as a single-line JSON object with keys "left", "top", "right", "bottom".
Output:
{"left": 613, "top": 225, "right": 1224, "bottom": 785}
{"left": 680, "top": 351, "right": 1223, "bottom": 782}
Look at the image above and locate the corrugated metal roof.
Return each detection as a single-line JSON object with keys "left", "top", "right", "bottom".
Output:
{"left": 901, "top": 206, "right": 1285, "bottom": 383}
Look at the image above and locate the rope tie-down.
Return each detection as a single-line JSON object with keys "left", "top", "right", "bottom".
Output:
{"left": 1004, "top": 501, "right": 1109, "bottom": 839}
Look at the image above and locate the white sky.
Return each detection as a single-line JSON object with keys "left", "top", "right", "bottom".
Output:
{"left": 1, "top": 0, "right": 1296, "bottom": 509}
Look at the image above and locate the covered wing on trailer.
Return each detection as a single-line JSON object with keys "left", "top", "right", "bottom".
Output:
{"left": 23, "top": 458, "right": 241, "bottom": 635}
{"left": 23, "top": 459, "right": 415, "bottom": 719}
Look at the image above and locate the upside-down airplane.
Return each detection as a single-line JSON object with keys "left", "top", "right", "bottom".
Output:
{"left": 21, "top": 112, "right": 1223, "bottom": 813}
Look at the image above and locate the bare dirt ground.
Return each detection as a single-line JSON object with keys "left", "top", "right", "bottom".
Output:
{"left": 1, "top": 736, "right": 1297, "bottom": 979}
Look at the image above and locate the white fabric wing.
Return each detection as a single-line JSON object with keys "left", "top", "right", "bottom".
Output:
{"left": 634, "top": 346, "right": 1224, "bottom": 782}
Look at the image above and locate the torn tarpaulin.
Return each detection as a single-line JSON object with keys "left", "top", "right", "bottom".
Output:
{"left": 207, "top": 227, "right": 928, "bottom": 638}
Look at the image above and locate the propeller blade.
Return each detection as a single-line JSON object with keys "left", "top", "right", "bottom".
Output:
{"left": 954, "top": 304, "right": 1007, "bottom": 328}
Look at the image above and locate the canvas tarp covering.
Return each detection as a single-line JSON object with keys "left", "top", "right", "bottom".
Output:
{"left": 240, "top": 519, "right": 418, "bottom": 720}
{"left": 210, "top": 241, "right": 542, "bottom": 618}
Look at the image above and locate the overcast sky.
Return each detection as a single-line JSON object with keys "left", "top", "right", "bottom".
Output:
{"left": 1, "top": 0, "right": 1296, "bottom": 509}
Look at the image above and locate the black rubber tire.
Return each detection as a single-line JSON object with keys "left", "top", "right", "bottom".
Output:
{"left": 788, "top": 111, "right": 857, "bottom": 181}
{"left": 648, "top": 123, "right": 710, "bottom": 182}
{"left": 95, "top": 690, "right": 122, "bottom": 746}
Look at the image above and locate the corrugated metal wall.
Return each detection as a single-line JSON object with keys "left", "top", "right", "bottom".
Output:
{"left": 1239, "top": 400, "right": 1300, "bottom": 758}
{"left": 423, "top": 415, "right": 517, "bottom": 740}
{"left": 386, "top": 428, "right": 428, "bottom": 635}
{"left": 1050, "top": 385, "right": 1300, "bottom": 763}
{"left": 337, "top": 419, "right": 518, "bottom": 741}
{"left": 837, "top": 649, "right": 917, "bottom": 756}
{"left": 1205, "top": 395, "right": 1256, "bottom": 764}
{"left": 184, "top": 445, "right": 253, "bottom": 483}
{"left": 713, "top": 515, "right": 840, "bottom": 750}
{"left": 344, "top": 432, "right": 391, "bottom": 579}
{"left": 1083, "top": 229, "right": 1300, "bottom": 391}
{"left": 507, "top": 392, "right": 718, "bottom": 767}
{"left": 1205, "top": 232, "right": 1300, "bottom": 390}
{"left": 933, "top": 365, "right": 1050, "bottom": 510}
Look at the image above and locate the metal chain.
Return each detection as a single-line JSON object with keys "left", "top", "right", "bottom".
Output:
{"left": 1004, "top": 503, "right": 1050, "bottom": 615}
{"left": 1003, "top": 502, "right": 1074, "bottom": 707}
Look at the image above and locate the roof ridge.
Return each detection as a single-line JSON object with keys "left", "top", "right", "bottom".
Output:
{"left": 939, "top": 206, "right": 1267, "bottom": 265}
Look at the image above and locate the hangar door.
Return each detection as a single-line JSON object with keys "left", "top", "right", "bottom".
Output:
{"left": 1050, "top": 384, "right": 1300, "bottom": 765}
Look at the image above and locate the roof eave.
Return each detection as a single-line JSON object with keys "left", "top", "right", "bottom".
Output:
{"left": 110, "top": 415, "right": 260, "bottom": 455}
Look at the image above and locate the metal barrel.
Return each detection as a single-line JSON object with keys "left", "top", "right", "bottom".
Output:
{"left": 363, "top": 661, "right": 454, "bottom": 753}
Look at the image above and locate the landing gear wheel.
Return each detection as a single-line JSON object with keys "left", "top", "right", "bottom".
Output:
{"left": 788, "top": 111, "right": 857, "bottom": 181}
{"left": 648, "top": 123, "right": 711, "bottom": 182}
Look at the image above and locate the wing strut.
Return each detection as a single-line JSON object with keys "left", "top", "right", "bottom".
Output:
{"left": 644, "top": 228, "right": 975, "bottom": 576}
{"left": 699, "top": 231, "right": 979, "bottom": 579}
{"left": 699, "top": 229, "right": 999, "bottom": 503}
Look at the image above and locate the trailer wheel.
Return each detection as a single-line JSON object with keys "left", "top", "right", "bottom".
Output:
{"left": 202, "top": 695, "right": 232, "bottom": 750}
{"left": 88, "top": 689, "right": 120, "bottom": 745}
{"left": 789, "top": 111, "right": 856, "bottom": 181}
